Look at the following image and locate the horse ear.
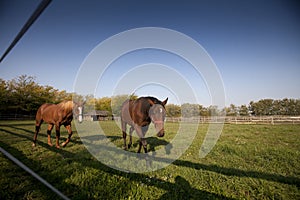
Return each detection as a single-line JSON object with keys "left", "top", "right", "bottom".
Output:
{"left": 162, "top": 97, "right": 168, "bottom": 106}
{"left": 148, "top": 99, "right": 155, "bottom": 106}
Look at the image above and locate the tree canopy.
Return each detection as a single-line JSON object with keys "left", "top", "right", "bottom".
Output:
{"left": 1, "top": 75, "right": 299, "bottom": 118}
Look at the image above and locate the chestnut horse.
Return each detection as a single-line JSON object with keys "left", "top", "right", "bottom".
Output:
{"left": 121, "top": 96, "right": 168, "bottom": 153}
{"left": 32, "top": 100, "right": 84, "bottom": 148}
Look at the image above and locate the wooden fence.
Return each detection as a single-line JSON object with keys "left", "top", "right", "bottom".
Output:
{"left": 166, "top": 116, "right": 300, "bottom": 125}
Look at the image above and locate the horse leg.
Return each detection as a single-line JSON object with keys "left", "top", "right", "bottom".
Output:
{"left": 137, "top": 139, "right": 142, "bottom": 153}
{"left": 121, "top": 121, "right": 127, "bottom": 149}
{"left": 62, "top": 124, "right": 72, "bottom": 147}
{"left": 32, "top": 120, "right": 43, "bottom": 147}
{"left": 141, "top": 138, "right": 148, "bottom": 154}
{"left": 47, "top": 124, "right": 54, "bottom": 147}
{"left": 128, "top": 126, "right": 134, "bottom": 149}
{"left": 135, "top": 126, "right": 145, "bottom": 153}
{"left": 137, "top": 138, "right": 148, "bottom": 153}
{"left": 55, "top": 124, "right": 61, "bottom": 148}
{"left": 141, "top": 126, "right": 149, "bottom": 153}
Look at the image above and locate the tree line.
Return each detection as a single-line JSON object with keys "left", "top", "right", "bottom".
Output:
{"left": 0, "top": 75, "right": 74, "bottom": 116}
{"left": 1, "top": 75, "right": 299, "bottom": 118}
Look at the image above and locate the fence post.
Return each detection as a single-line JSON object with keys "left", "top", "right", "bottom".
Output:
{"left": 271, "top": 116, "right": 274, "bottom": 125}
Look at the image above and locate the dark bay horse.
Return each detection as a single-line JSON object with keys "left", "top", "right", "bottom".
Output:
{"left": 121, "top": 96, "right": 168, "bottom": 153}
{"left": 32, "top": 100, "right": 84, "bottom": 148}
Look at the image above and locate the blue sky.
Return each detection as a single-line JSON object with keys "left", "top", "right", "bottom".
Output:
{"left": 0, "top": 0, "right": 299, "bottom": 106}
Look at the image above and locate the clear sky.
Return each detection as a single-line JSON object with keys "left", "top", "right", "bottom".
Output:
{"left": 1, "top": 0, "right": 299, "bottom": 106}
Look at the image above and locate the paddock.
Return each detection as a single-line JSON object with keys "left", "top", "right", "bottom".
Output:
{"left": 0, "top": 120, "right": 299, "bottom": 199}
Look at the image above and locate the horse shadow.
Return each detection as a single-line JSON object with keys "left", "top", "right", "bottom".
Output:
{"left": 106, "top": 135, "right": 122, "bottom": 142}
{"left": 126, "top": 136, "right": 171, "bottom": 154}
{"left": 158, "top": 175, "right": 224, "bottom": 199}
{"left": 0, "top": 123, "right": 83, "bottom": 146}
{"left": 99, "top": 134, "right": 171, "bottom": 154}
{"left": 146, "top": 137, "right": 170, "bottom": 152}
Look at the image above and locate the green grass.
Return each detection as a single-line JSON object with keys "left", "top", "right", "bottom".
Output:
{"left": 0, "top": 120, "right": 299, "bottom": 199}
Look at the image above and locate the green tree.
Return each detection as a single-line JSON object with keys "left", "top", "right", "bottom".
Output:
{"left": 249, "top": 99, "right": 273, "bottom": 116}
{"left": 96, "top": 97, "right": 112, "bottom": 114}
{"left": 7, "top": 75, "right": 41, "bottom": 114}
{"left": 0, "top": 79, "right": 8, "bottom": 113}
{"left": 208, "top": 105, "right": 219, "bottom": 116}
{"left": 199, "top": 105, "right": 209, "bottom": 116}
{"left": 165, "top": 104, "right": 181, "bottom": 117}
{"left": 111, "top": 94, "right": 138, "bottom": 116}
{"left": 239, "top": 105, "right": 249, "bottom": 116}
{"left": 225, "top": 104, "right": 238, "bottom": 116}
{"left": 181, "top": 103, "right": 200, "bottom": 117}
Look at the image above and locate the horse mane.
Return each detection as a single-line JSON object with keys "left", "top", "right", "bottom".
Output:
{"left": 57, "top": 100, "right": 74, "bottom": 111}
{"left": 144, "top": 96, "right": 161, "bottom": 104}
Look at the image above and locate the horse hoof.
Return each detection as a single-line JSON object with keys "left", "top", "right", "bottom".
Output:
{"left": 62, "top": 142, "right": 66, "bottom": 147}
{"left": 56, "top": 145, "right": 60, "bottom": 149}
{"left": 128, "top": 144, "right": 132, "bottom": 149}
{"left": 48, "top": 143, "right": 53, "bottom": 147}
{"left": 32, "top": 143, "right": 36, "bottom": 147}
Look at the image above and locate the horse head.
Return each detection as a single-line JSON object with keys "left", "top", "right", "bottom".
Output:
{"left": 148, "top": 97, "right": 168, "bottom": 137}
{"left": 73, "top": 101, "right": 85, "bottom": 123}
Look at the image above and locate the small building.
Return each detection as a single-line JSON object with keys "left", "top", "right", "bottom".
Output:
{"left": 84, "top": 110, "right": 110, "bottom": 121}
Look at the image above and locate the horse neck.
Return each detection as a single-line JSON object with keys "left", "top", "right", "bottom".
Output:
{"left": 58, "top": 101, "right": 74, "bottom": 117}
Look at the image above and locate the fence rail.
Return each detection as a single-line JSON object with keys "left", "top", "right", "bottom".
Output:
{"left": 166, "top": 116, "right": 300, "bottom": 125}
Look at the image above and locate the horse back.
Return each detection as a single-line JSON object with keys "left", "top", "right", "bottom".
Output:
{"left": 121, "top": 98, "right": 151, "bottom": 126}
{"left": 36, "top": 103, "right": 59, "bottom": 124}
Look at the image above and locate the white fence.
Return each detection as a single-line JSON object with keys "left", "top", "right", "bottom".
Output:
{"left": 166, "top": 116, "right": 300, "bottom": 125}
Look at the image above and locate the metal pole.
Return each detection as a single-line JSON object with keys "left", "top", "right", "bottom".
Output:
{"left": 0, "top": 0, "right": 52, "bottom": 63}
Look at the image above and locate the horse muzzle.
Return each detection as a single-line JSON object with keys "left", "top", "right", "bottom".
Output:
{"left": 157, "top": 131, "right": 165, "bottom": 137}
{"left": 78, "top": 114, "right": 83, "bottom": 123}
{"left": 154, "top": 121, "right": 165, "bottom": 137}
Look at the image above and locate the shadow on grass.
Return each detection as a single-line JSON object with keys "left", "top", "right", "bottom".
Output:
{"left": 0, "top": 121, "right": 34, "bottom": 127}
{"left": 3, "top": 123, "right": 300, "bottom": 188}
{"left": 0, "top": 141, "right": 69, "bottom": 200}
{"left": 172, "top": 160, "right": 300, "bottom": 187}
{"left": 0, "top": 125, "right": 234, "bottom": 199}
{"left": 99, "top": 135, "right": 171, "bottom": 155}
{"left": 1, "top": 122, "right": 299, "bottom": 199}
{"left": 1, "top": 123, "right": 83, "bottom": 146}
{"left": 158, "top": 176, "right": 206, "bottom": 200}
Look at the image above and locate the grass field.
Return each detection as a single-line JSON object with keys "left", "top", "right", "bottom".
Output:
{"left": 0, "top": 120, "right": 299, "bottom": 199}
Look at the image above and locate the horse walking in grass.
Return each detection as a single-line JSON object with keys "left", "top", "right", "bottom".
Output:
{"left": 121, "top": 96, "right": 168, "bottom": 153}
{"left": 32, "top": 100, "right": 84, "bottom": 148}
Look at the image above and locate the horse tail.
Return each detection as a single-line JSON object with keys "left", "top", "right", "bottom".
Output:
{"left": 33, "top": 105, "right": 44, "bottom": 147}
{"left": 35, "top": 105, "right": 44, "bottom": 126}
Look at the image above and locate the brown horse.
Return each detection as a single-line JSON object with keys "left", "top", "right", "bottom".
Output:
{"left": 32, "top": 100, "right": 84, "bottom": 148}
{"left": 121, "top": 96, "right": 168, "bottom": 153}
